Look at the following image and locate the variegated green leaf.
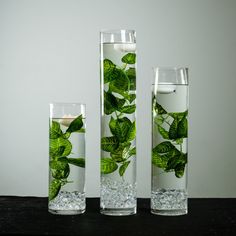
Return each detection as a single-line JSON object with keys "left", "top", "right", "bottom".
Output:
{"left": 119, "top": 161, "right": 131, "bottom": 176}
{"left": 101, "top": 158, "right": 118, "bottom": 174}
{"left": 101, "top": 136, "right": 119, "bottom": 152}
{"left": 158, "top": 125, "right": 169, "bottom": 139}
{"left": 50, "top": 121, "right": 63, "bottom": 139}
{"left": 49, "top": 137, "right": 72, "bottom": 159}
{"left": 122, "top": 53, "right": 136, "bottom": 64}
{"left": 49, "top": 179, "right": 61, "bottom": 201}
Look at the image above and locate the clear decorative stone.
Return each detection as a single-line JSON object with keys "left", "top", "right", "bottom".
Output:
{"left": 151, "top": 189, "right": 187, "bottom": 210}
{"left": 101, "top": 177, "right": 136, "bottom": 208}
{"left": 49, "top": 191, "right": 85, "bottom": 211}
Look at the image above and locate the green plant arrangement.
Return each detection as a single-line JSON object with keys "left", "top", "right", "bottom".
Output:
{"left": 152, "top": 96, "right": 188, "bottom": 178}
{"left": 49, "top": 115, "right": 85, "bottom": 200}
{"left": 101, "top": 53, "right": 136, "bottom": 177}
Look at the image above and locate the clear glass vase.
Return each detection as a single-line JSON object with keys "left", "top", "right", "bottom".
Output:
{"left": 151, "top": 67, "right": 189, "bottom": 216}
{"left": 100, "top": 29, "right": 137, "bottom": 216}
{"left": 48, "top": 103, "right": 86, "bottom": 215}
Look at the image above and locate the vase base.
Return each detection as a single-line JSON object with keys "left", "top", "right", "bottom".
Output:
{"left": 100, "top": 207, "right": 136, "bottom": 216}
{"left": 151, "top": 208, "right": 187, "bottom": 216}
{"left": 48, "top": 209, "right": 85, "bottom": 215}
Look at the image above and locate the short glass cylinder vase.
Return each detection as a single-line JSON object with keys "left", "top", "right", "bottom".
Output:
{"left": 100, "top": 29, "right": 137, "bottom": 216}
{"left": 48, "top": 103, "right": 86, "bottom": 215}
{"left": 151, "top": 67, "right": 189, "bottom": 216}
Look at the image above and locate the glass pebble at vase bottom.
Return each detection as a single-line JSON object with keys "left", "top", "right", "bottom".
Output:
{"left": 100, "top": 30, "right": 137, "bottom": 216}
{"left": 48, "top": 103, "right": 86, "bottom": 215}
{"left": 151, "top": 67, "right": 189, "bottom": 216}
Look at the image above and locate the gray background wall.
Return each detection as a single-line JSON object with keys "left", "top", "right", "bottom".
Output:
{"left": 0, "top": 0, "right": 236, "bottom": 197}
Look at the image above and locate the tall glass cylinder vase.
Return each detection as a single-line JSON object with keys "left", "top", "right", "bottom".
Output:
{"left": 48, "top": 103, "right": 86, "bottom": 215}
{"left": 100, "top": 30, "right": 137, "bottom": 216}
{"left": 151, "top": 67, "right": 189, "bottom": 216}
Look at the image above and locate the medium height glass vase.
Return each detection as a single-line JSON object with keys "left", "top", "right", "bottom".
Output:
{"left": 100, "top": 29, "right": 137, "bottom": 216}
{"left": 48, "top": 103, "right": 86, "bottom": 215}
{"left": 151, "top": 67, "right": 189, "bottom": 216}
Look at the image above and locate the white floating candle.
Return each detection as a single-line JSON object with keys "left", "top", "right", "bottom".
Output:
{"left": 59, "top": 114, "right": 76, "bottom": 127}
{"left": 114, "top": 44, "right": 136, "bottom": 52}
{"left": 157, "top": 84, "right": 177, "bottom": 94}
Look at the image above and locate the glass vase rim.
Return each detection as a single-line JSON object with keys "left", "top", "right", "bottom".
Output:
{"left": 100, "top": 29, "right": 136, "bottom": 34}
{"left": 49, "top": 102, "right": 86, "bottom": 107}
{"left": 153, "top": 66, "right": 189, "bottom": 71}
{"left": 152, "top": 66, "right": 189, "bottom": 85}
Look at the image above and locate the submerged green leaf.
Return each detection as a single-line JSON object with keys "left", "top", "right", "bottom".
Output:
{"left": 126, "top": 67, "right": 136, "bottom": 90}
{"left": 126, "top": 121, "right": 136, "bottom": 142}
{"left": 104, "top": 91, "right": 127, "bottom": 115}
{"left": 68, "top": 158, "right": 85, "bottom": 168}
{"left": 66, "top": 115, "right": 83, "bottom": 133}
{"left": 101, "top": 158, "right": 118, "bottom": 174}
{"left": 153, "top": 100, "right": 167, "bottom": 115}
{"left": 119, "top": 92, "right": 131, "bottom": 101}
{"left": 50, "top": 157, "right": 70, "bottom": 179}
{"left": 116, "top": 97, "right": 126, "bottom": 109}
{"left": 168, "top": 110, "right": 188, "bottom": 120}
{"left": 50, "top": 121, "right": 63, "bottom": 139}
{"left": 119, "top": 161, "right": 131, "bottom": 176}
{"left": 109, "top": 116, "right": 117, "bottom": 135}
{"left": 104, "top": 91, "right": 118, "bottom": 115}
{"left": 175, "top": 162, "right": 186, "bottom": 178}
{"left": 103, "top": 59, "right": 116, "bottom": 83}
{"left": 152, "top": 143, "right": 180, "bottom": 169}
{"left": 169, "top": 118, "right": 178, "bottom": 139}
{"left": 109, "top": 117, "right": 132, "bottom": 143}
{"left": 50, "top": 137, "right": 72, "bottom": 159}
{"left": 168, "top": 111, "right": 188, "bottom": 140}
{"left": 104, "top": 59, "right": 115, "bottom": 73}
{"left": 166, "top": 153, "right": 187, "bottom": 178}
{"left": 49, "top": 179, "right": 61, "bottom": 201}
{"left": 122, "top": 53, "right": 136, "bottom": 64}
{"left": 152, "top": 150, "right": 169, "bottom": 169}
{"left": 165, "top": 153, "right": 186, "bottom": 171}
{"left": 128, "top": 94, "right": 136, "bottom": 103}
{"left": 63, "top": 132, "right": 71, "bottom": 139}
{"left": 110, "top": 148, "right": 125, "bottom": 162}
{"left": 177, "top": 116, "right": 188, "bottom": 138}
{"left": 154, "top": 141, "right": 176, "bottom": 154}
{"left": 154, "top": 116, "right": 164, "bottom": 126}
{"left": 158, "top": 125, "right": 169, "bottom": 139}
{"left": 175, "top": 138, "right": 183, "bottom": 145}
{"left": 110, "top": 142, "right": 131, "bottom": 162}
{"left": 118, "top": 104, "right": 136, "bottom": 114}
{"left": 101, "top": 136, "right": 119, "bottom": 152}
{"left": 109, "top": 69, "right": 130, "bottom": 95}
{"left": 152, "top": 141, "right": 187, "bottom": 178}
{"left": 128, "top": 147, "right": 136, "bottom": 157}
